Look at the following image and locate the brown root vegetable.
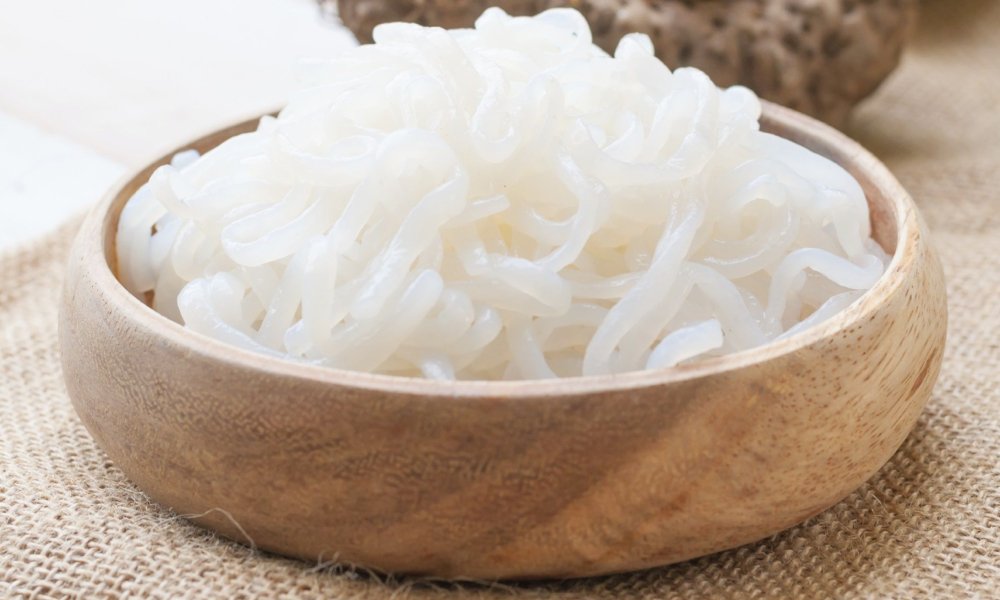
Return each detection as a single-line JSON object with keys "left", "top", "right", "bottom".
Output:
{"left": 335, "top": 0, "right": 919, "bottom": 126}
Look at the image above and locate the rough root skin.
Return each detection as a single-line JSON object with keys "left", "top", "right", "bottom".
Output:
{"left": 335, "top": 0, "right": 919, "bottom": 127}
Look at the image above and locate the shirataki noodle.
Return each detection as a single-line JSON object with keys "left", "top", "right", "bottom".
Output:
{"left": 116, "top": 8, "right": 887, "bottom": 380}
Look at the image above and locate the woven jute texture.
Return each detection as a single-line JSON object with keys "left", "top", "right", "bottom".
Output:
{"left": 2, "top": 1, "right": 998, "bottom": 597}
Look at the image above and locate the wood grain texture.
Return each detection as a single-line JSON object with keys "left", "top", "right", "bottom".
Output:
{"left": 58, "top": 102, "right": 947, "bottom": 580}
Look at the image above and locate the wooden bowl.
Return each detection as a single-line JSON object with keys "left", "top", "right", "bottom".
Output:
{"left": 59, "top": 102, "right": 947, "bottom": 580}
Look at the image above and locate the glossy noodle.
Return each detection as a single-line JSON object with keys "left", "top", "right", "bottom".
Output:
{"left": 116, "top": 8, "right": 887, "bottom": 380}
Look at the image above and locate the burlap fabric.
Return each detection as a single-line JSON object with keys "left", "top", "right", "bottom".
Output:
{"left": 2, "top": 1, "right": 997, "bottom": 597}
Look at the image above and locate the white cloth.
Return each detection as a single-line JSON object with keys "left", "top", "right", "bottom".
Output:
{"left": 0, "top": 112, "right": 123, "bottom": 250}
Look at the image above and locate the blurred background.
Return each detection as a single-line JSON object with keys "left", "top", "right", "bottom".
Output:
{"left": 0, "top": 0, "right": 354, "bottom": 248}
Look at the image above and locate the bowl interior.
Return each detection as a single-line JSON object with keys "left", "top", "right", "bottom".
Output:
{"left": 94, "top": 104, "right": 910, "bottom": 394}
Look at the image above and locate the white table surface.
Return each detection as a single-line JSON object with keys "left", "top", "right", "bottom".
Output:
{"left": 0, "top": 0, "right": 356, "bottom": 251}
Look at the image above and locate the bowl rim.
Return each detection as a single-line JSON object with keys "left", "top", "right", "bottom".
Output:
{"left": 81, "top": 101, "right": 919, "bottom": 399}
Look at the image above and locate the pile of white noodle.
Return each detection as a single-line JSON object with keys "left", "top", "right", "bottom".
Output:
{"left": 117, "top": 8, "right": 887, "bottom": 380}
